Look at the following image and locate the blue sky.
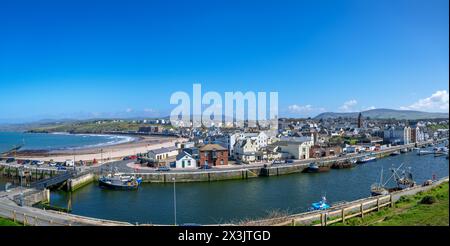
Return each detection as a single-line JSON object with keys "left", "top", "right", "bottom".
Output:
{"left": 0, "top": 0, "right": 448, "bottom": 122}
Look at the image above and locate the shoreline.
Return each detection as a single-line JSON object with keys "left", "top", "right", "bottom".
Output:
{"left": 16, "top": 132, "right": 143, "bottom": 154}
{"left": 10, "top": 133, "right": 184, "bottom": 162}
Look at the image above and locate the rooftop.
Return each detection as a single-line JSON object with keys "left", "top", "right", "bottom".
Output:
{"left": 199, "top": 143, "right": 227, "bottom": 152}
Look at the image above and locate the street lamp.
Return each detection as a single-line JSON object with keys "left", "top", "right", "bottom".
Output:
{"left": 172, "top": 177, "right": 177, "bottom": 226}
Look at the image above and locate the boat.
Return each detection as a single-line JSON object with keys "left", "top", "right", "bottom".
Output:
{"left": 99, "top": 171, "right": 143, "bottom": 190}
{"left": 356, "top": 156, "right": 377, "bottom": 164}
{"left": 400, "top": 148, "right": 408, "bottom": 153}
{"left": 305, "top": 162, "right": 330, "bottom": 173}
{"left": 309, "top": 196, "right": 331, "bottom": 211}
{"left": 417, "top": 150, "right": 433, "bottom": 156}
{"left": 390, "top": 151, "right": 401, "bottom": 156}
{"left": 370, "top": 164, "right": 415, "bottom": 196}
{"left": 331, "top": 159, "right": 357, "bottom": 169}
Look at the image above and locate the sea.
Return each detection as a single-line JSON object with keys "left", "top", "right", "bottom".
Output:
{"left": 0, "top": 132, "right": 135, "bottom": 153}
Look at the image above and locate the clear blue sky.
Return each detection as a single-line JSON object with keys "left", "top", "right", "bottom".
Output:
{"left": 0, "top": 0, "right": 448, "bottom": 122}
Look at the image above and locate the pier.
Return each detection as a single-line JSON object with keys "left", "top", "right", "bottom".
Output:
{"left": 0, "top": 186, "right": 132, "bottom": 226}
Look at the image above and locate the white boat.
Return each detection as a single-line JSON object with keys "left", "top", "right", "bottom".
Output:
{"left": 417, "top": 150, "right": 433, "bottom": 156}
{"left": 357, "top": 156, "right": 377, "bottom": 164}
{"left": 390, "top": 151, "right": 401, "bottom": 156}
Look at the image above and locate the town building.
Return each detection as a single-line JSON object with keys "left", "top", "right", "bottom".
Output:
{"left": 148, "top": 146, "right": 179, "bottom": 160}
{"left": 175, "top": 151, "right": 198, "bottom": 169}
{"left": 275, "top": 136, "right": 314, "bottom": 159}
{"left": 309, "top": 145, "right": 342, "bottom": 158}
{"left": 383, "top": 126, "right": 411, "bottom": 145}
{"left": 199, "top": 144, "right": 229, "bottom": 167}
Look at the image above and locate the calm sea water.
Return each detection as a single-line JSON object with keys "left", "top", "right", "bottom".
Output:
{"left": 0, "top": 132, "right": 135, "bottom": 152}
{"left": 43, "top": 148, "right": 448, "bottom": 225}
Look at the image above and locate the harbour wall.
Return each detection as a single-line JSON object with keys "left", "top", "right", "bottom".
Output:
{"left": 12, "top": 189, "right": 50, "bottom": 207}
{"left": 67, "top": 173, "right": 95, "bottom": 192}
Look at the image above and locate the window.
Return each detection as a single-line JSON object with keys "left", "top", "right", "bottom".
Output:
{"left": 220, "top": 160, "right": 224, "bottom": 165}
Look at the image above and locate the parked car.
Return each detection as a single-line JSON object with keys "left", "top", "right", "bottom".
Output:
{"left": 5, "top": 158, "right": 15, "bottom": 163}
{"left": 157, "top": 166, "right": 171, "bottom": 172}
{"left": 49, "top": 162, "right": 57, "bottom": 167}
{"left": 37, "top": 161, "right": 45, "bottom": 166}
{"left": 64, "top": 159, "right": 75, "bottom": 167}
{"left": 31, "top": 160, "right": 39, "bottom": 165}
{"left": 285, "top": 159, "right": 294, "bottom": 164}
{"left": 57, "top": 166, "right": 67, "bottom": 171}
{"left": 23, "top": 160, "right": 31, "bottom": 165}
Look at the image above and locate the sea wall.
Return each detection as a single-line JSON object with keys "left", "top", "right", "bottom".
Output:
{"left": 135, "top": 168, "right": 263, "bottom": 183}
{"left": 67, "top": 173, "right": 95, "bottom": 191}
{"left": 13, "top": 189, "right": 50, "bottom": 207}
{"left": 0, "top": 163, "right": 61, "bottom": 185}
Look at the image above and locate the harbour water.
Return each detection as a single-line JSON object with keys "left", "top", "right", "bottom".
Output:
{"left": 0, "top": 132, "right": 135, "bottom": 152}
{"left": 42, "top": 149, "right": 448, "bottom": 225}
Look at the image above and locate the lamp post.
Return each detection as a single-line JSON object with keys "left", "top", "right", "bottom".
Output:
{"left": 172, "top": 177, "right": 177, "bottom": 226}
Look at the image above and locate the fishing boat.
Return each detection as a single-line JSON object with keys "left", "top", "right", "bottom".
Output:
{"left": 99, "top": 171, "right": 143, "bottom": 190}
{"left": 305, "top": 162, "right": 330, "bottom": 173}
{"left": 309, "top": 196, "right": 331, "bottom": 211}
{"left": 417, "top": 150, "right": 433, "bottom": 156}
{"left": 331, "top": 159, "right": 357, "bottom": 169}
{"left": 356, "top": 155, "right": 377, "bottom": 164}
{"left": 370, "top": 164, "right": 415, "bottom": 196}
{"left": 390, "top": 151, "right": 401, "bottom": 156}
{"left": 434, "top": 147, "right": 448, "bottom": 157}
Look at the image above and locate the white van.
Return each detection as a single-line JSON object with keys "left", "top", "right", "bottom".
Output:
{"left": 65, "top": 159, "right": 75, "bottom": 167}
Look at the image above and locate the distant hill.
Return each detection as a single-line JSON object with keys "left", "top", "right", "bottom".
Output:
{"left": 314, "top": 109, "right": 449, "bottom": 120}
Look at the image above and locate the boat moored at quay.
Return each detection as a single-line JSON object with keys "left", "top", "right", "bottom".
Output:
{"left": 356, "top": 155, "right": 377, "bottom": 164}
{"left": 98, "top": 171, "right": 143, "bottom": 190}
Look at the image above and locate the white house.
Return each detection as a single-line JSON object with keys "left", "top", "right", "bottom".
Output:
{"left": 148, "top": 146, "right": 179, "bottom": 160}
{"left": 275, "top": 136, "right": 314, "bottom": 160}
{"left": 175, "top": 151, "right": 197, "bottom": 169}
{"left": 234, "top": 139, "right": 259, "bottom": 163}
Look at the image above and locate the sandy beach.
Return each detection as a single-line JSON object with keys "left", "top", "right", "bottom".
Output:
{"left": 14, "top": 135, "right": 186, "bottom": 162}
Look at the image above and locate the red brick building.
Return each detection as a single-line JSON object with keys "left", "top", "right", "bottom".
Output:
{"left": 199, "top": 144, "right": 228, "bottom": 167}
{"left": 309, "top": 145, "right": 342, "bottom": 158}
